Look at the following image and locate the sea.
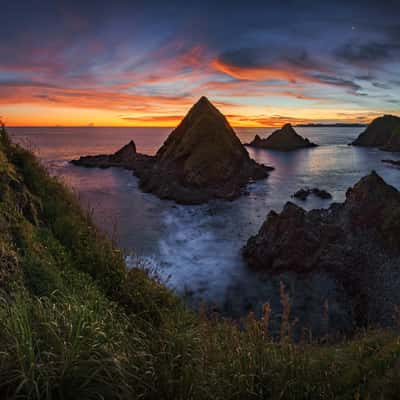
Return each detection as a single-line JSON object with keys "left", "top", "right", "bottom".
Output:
{"left": 9, "top": 126, "right": 400, "bottom": 335}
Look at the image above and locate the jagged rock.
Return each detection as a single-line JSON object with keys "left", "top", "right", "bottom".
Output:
{"left": 351, "top": 115, "right": 400, "bottom": 150}
{"left": 243, "top": 172, "right": 400, "bottom": 326}
{"left": 72, "top": 97, "right": 273, "bottom": 204}
{"left": 246, "top": 123, "right": 317, "bottom": 151}
{"left": 292, "top": 187, "right": 332, "bottom": 201}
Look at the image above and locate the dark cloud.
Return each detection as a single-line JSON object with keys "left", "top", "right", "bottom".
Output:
{"left": 335, "top": 23, "right": 400, "bottom": 66}
{"left": 336, "top": 41, "right": 394, "bottom": 63}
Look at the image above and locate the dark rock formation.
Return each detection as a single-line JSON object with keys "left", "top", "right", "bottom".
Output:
{"left": 351, "top": 115, "right": 400, "bottom": 150}
{"left": 382, "top": 159, "right": 400, "bottom": 166}
{"left": 71, "top": 97, "right": 273, "bottom": 204}
{"left": 243, "top": 172, "right": 400, "bottom": 326}
{"left": 292, "top": 187, "right": 332, "bottom": 201}
{"left": 71, "top": 140, "right": 154, "bottom": 172}
{"left": 138, "top": 97, "right": 272, "bottom": 204}
{"left": 246, "top": 123, "right": 317, "bottom": 151}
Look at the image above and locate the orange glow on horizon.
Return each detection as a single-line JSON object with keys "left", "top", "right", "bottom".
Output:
{"left": 1, "top": 98, "right": 382, "bottom": 128}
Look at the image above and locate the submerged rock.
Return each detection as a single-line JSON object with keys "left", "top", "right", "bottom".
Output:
{"left": 71, "top": 97, "right": 273, "bottom": 204}
{"left": 246, "top": 123, "right": 317, "bottom": 151}
{"left": 382, "top": 158, "right": 400, "bottom": 166}
{"left": 292, "top": 187, "right": 332, "bottom": 201}
{"left": 243, "top": 172, "right": 400, "bottom": 326}
{"left": 351, "top": 115, "right": 400, "bottom": 150}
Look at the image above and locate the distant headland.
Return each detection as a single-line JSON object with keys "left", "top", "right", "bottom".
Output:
{"left": 295, "top": 123, "right": 367, "bottom": 128}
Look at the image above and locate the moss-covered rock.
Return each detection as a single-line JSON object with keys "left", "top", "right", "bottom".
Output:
{"left": 139, "top": 97, "right": 273, "bottom": 203}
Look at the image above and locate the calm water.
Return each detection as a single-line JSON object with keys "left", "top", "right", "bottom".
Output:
{"left": 10, "top": 126, "right": 400, "bottom": 334}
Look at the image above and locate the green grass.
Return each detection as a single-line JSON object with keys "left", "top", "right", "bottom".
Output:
{"left": 0, "top": 124, "right": 400, "bottom": 399}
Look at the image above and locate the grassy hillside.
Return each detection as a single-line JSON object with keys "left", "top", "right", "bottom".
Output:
{"left": 1, "top": 124, "right": 400, "bottom": 399}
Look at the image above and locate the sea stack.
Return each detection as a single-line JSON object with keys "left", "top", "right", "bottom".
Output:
{"left": 71, "top": 96, "right": 273, "bottom": 204}
{"left": 351, "top": 115, "right": 400, "bottom": 150}
{"left": 242, "top": 171, "right": 400, "bottom": 325}
{"left": 246, "top": 123, "right": 317, "bottom": 151}
{"left": 139, "top": 96, "right": 273, "bottom": 204}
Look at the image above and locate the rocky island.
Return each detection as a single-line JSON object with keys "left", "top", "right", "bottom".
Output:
{"left": 71, "top": 140, "right": 154, "bottom": 171}
{"left": 351, "top": 114, "right": 400, "bottom": 150}
{"left": 72, "top": 97, "right": 273, "bottom": 204}
{"left": 292, "top": 187, "right": 332, "bottom": 201}
{"left": 246, "top": 123, "right": 317, "bottom": 151}
{"left": 243, "top": 171, "right": 400, "bottom": 325}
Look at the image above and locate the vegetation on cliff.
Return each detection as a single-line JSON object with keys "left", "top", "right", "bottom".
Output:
{"left": 1, "top": 124, "right": 400, "bottom": 399}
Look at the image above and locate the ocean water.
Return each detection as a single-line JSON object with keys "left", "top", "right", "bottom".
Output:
{"left": 10, "top": 126, "right": 400, "bottom": 334}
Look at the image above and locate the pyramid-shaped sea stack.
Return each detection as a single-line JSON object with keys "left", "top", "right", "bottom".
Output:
{"left": 246, "top": 123, "right": 317, "bottom": 151}
{"left": 139, "top": 96, "right": 273, "bottom": 203}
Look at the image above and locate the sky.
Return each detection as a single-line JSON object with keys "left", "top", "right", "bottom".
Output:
{"left": 0, "top": 0, "right": 399, "bottom": 127}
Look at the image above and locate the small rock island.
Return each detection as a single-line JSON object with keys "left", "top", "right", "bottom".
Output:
{"left": 243, "top": 171, "right": 400, "bottom": 324}
{"left": 71, "top": 140, "right": 154, "bottom": 171}
{"left": 351, "top": 114, "right": 400, "bottom": 151}
{"left": 246, "top": 123, "right": 317, "bottom": 151}
{"left": 72, "top": 97, "right": 273, "bottom": 204}
{"left": 292, "top": 187, "right": 332, "bottom": 201}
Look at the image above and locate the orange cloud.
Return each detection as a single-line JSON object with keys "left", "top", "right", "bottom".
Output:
{"left": 211, "top": 58, "right": 361, "bottom": 92}
{"left": 212, "top": 59, "right": 301, "bottom": 82}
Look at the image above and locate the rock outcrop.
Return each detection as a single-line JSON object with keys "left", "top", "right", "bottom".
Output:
{"left": 71, "top": 97, "right": 273, "bottom": 204}
{"left": 292, "top": 187, "right": 332, "bottom": 201}
{"left": 71, "top": 140, "right": 154, "bottom": 171}
{"left": 243, "top": 172, "right": 400, "bottom": 325}
{"left": 246, "top": 123, "right": 317, "bottom": 151}
{"left": 351, "top": 115, "right": 400, "bottom": 150}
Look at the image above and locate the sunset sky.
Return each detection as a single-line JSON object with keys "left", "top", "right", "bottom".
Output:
{"left": 1, "top": 0, "right": 399, "bottom": 127}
